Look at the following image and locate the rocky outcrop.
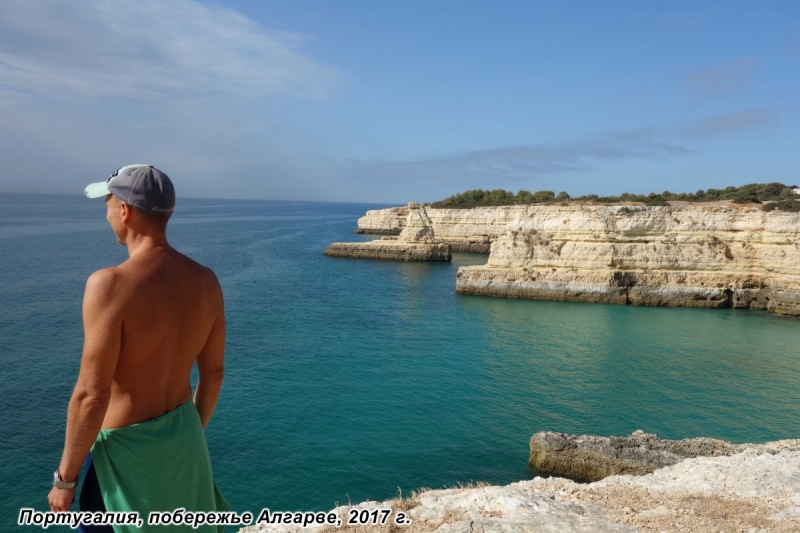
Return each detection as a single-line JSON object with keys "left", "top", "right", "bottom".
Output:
{"left": 323, "top": 242, "right": 451, "bottom": 261}
{"left": 529, "top": 430, "right": 800, "bottom": 482}
{"left": 240, "top": 448, "right": 800, "bottom": 533}
{"left": 357, "top": 205, "right": 528, "bottom": 252}
{"left": 454, "top": 203, "right": 800, "bottom": 315}
{"left": 325, "top": 203, "right": 452, "bottom": 262}
{"left": 397, "top": 204, "right": 438, "bottom": 243}
{"left": 355, "top": 206, "right": 408, "bottom": 235}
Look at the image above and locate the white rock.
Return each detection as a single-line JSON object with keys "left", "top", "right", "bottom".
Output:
{"left": 239, "top": 450, "right": 800, "bottom": 533}
{"left": 358, "top": 202, "right": 800, "bottom": 314}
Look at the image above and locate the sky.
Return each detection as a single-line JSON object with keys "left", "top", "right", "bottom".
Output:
{"left": 0, "top": 0, "right": 798, "bottom": 203}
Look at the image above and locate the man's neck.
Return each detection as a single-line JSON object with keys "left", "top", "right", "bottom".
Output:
{"left": 125, "top": 232, "right": 170, "bottom": 258}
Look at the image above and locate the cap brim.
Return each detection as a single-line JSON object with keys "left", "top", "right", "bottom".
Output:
{"left": 85, "top": 181, "right": 111, "bottom": 198}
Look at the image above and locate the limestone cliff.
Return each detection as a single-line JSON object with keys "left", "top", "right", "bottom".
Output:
{"left": 357, "top": 202, "right": 800, "bottom": 314}
{"left": 358, "top": 205, "right": 528, "bottom": 252}
{"left": 355, "top": 206, "right": 408, "bottom": 235}
{"left": 326, "top": 203, "right": 451, "bottom": 262}
{"left": 397, "top": 203, "right": 438, "bottom": 243}
{"left": 454, "top": 203, "right": 800, "bottom": 315}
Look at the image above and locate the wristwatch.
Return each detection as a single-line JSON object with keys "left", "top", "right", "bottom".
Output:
{"left": 53, "top": 470, "right": 78, "bottom": 489}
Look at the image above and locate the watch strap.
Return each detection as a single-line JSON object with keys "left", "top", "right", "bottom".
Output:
{"left": 53, "top": 470, "right": 78, "bottom": 489}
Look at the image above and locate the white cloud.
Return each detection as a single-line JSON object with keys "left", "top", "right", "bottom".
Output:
{"left": 346, "top": 129, "right": 688, "bottom": 186}
{"left": 0, "top": 0, "right": 341, "bottom": 100}
{"left": 344, "top": 110, "right": 781, "bottom": 188}
{"left": 0, "top": 0, "right": 346, "bottom": 201}
{"left": 0, "top": 3, "right": 790, "bottom": 204}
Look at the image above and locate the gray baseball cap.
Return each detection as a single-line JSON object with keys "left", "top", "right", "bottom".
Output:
{"left": 85, "top": 164, "right": 175, "bottom": 215}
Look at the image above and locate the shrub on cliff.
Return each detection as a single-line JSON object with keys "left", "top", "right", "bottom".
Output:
{"left": 731, "top": 195, "right": 761, "bottom": 204}
{"left": 532, "top": 190, "right": 556, "bottom": 202}
{"left": 644, "top": 194, "right": 670, "bottom": 206}
{"left": 433, "top": 189, "right": 562, "bottom": 207}
{"left": 433, "top": 189, "right": 518, "bottom": 207}
{"left": 431, "top": 183, "right": 799, "bottom": 208}
{"left": 762, "top": 200, "right": 800, "bottom": 212}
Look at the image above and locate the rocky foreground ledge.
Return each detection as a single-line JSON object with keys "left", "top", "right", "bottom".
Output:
{"left": 241, "top": 433, "right": 800, "bottom": 533}
{"left": 239, "top": 450, "right": 800, "bottom": 532}
{"left": 529, "top": 430, "right": 800, "bottom": 482}
{"left": 241, "top": 431, "right": 800, "bottom": 533}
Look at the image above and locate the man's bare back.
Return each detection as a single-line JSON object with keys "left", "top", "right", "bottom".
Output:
{"left": 94, "top": 245, "right": 223, "bottom": 429}
{"left": 49, "top": 165, "right": 226, "bottom": 513}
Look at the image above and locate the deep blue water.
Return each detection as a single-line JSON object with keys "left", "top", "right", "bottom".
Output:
{"left": 2, "top": 193, "right": 800, "bottom": 528}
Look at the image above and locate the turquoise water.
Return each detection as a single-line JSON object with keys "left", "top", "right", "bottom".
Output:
{"left": 2, "top": 193, "right": 800, "bottom": 528}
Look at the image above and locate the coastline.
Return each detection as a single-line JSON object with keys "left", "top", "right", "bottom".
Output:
{"left": 240, "top": 432, "right": 800, "bottom": 533}
{"left": 7, "top": 197, "right": 800, "bottom": 529}
{"left": 356, "top": 202, "right": 800, "bottom": 316}
{"left": 289, "top": 203, "right": 800, "bottom": 529}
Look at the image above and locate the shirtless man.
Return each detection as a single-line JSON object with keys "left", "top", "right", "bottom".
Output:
{"left": 48, "top": 165, "right": 228, "bottom": 529}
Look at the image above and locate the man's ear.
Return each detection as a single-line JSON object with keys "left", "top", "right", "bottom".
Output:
{"left": 119, "top": 201, "right": 133, "bottom": 224}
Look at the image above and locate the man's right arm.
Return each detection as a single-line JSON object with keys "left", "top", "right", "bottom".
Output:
{"left": 194, "top": 278, "right": 225, "bottom": 429}
{"left": 49, "top": 269, "right": 121, "bottom": 512}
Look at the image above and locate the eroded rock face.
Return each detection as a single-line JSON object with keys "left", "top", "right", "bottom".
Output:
{"left": 325, "top": 204, "right": 451, "bottom": 262}
{"left": 529, "top": 430, "right": 800, "bottom": 482}
{"left": 354, "top": 202, "right": 800, "bottom": 313}
{"left": 454, "top": 203, "right": 800, "bottom": 315}
{"left": 357, "top": 205, "right": 522, "bottom": 251}
{"left": 398, "top": 206, "right": 438, "bottom": 243}
{"left": 355, "top": 206, "right": 408, "bottom": 235}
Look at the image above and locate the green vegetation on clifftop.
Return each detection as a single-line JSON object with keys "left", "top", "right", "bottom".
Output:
{"left": 431, "top": 183, "right": 800, "bottom": 211}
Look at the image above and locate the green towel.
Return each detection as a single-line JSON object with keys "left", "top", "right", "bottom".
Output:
{"left": 90, "top": 400, "right": 230, "bottom": 533}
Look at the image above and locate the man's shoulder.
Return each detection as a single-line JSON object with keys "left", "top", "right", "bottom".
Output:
{"left": 86, "top": 266, "right": 122, "bottom": 294}
{"left": 83, "top": 267, "right": 126, "bottom": 312}
{"left": 85, "top": 263, "right": 146, "bottom": 301}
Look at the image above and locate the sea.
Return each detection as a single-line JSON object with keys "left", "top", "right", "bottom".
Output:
{"left": 2, "top": 193, "right": 800, "bottom": 529}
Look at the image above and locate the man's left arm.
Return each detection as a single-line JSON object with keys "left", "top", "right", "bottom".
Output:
{"left": 48, "top": 270, "right": 122, "bottom": 512}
